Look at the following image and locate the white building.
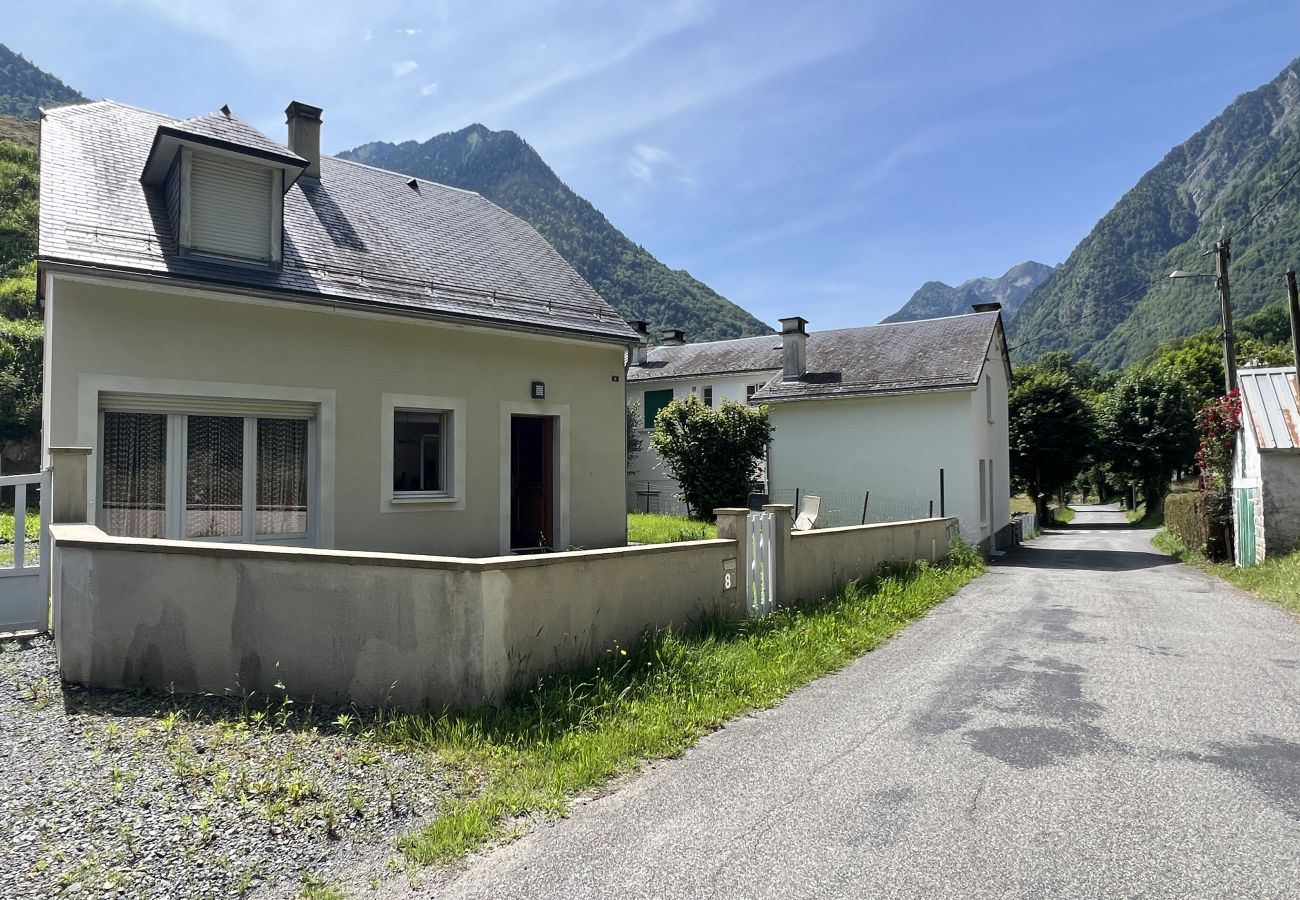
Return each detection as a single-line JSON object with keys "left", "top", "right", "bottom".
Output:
{"left": 1232, "top": 366, "right": 1300, "bottom": 566}
{"left": 626, "top": 310, "right": 1013, "bottom": 551}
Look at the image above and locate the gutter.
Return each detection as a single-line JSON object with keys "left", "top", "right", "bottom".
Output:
{"left": 751, "top": 383, "right": 978, "bottom": 404}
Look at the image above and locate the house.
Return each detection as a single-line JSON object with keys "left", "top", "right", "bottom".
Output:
{"left": 1231, "top": 366, "right": 1300, "bottom": 566}
{"left": 626, "top": 309, "right": 1012, "bottom": 551}
{"left": 38, "top": 100, "right": 638, "bottom": 556}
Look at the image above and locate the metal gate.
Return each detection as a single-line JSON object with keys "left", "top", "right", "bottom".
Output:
{"left": 1235, "top": 487, "right": 1257, "bottom": 568}
{"left": 747, "top": 510, "right": 775, "bottom": 617}
{"left": 0, "top": 471, "right": 51, "bottom": 633}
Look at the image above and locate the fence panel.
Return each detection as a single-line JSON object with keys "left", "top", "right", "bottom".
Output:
{"left": 746, "top": 510, "right": 775, "bottom": 617}
{"left": 769, "top": 487, "right": 931, "bottom": 528}
{"left": 0, "top": 471, "right": 51, "bottom": 632}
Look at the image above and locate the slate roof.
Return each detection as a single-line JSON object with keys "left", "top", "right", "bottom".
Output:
{"left": 628, "top": 312, "right": 1003, "bottom": 401}
{"left": 163, "top": 110, "right": 309, "bottom": 166}
{"left": 1239, "top": 367, "right": 1300, "bottom": 451}
{"left": 39, "top": 101, "right": 637, "bottom": 343}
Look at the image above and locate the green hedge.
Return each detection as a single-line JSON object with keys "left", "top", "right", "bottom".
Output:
{"left": 1163, "top": 490, "right": 1232, "bottom": 561}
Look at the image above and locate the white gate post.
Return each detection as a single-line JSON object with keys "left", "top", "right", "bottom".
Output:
{"left": 763, "top": 503, "right": 794, "bottom": 607}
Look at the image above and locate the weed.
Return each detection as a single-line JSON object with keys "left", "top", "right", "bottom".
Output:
{"left": 299, "top": 871, "right": 346, "bottom": 900}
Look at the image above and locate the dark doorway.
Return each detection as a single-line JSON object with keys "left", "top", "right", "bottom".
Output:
{"left": 510, "top": 415, "right": 555, "bottom": 550}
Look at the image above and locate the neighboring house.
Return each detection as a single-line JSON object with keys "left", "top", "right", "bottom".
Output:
{"left": 624, "top": 324, "right": 779, "bottom": 513}
{"left": 39, "top": 100, "right": 638, "bottom": 556}
{"left": 626, "top": 309, "right": 1012, "bottom": 551}
{"left": 1232, "top": 366, "right": 1300, "bottom": 566}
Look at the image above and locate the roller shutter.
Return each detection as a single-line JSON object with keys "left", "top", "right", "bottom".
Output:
{"left": 98, "top": 392, "right": 316, "bottom": 419}
{"left": 189, "top": 154, "right": 273, "bottom": 261}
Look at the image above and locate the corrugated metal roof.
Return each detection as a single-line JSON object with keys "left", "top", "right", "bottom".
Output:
{"left": 627, "top": 312, "right": 1003, "bottom": 401}
{"left": 39, "top": 101, "right": 637, "bottom": 343}
{"left": 1239, "top": 366, "right": 1300, "bottom": 451}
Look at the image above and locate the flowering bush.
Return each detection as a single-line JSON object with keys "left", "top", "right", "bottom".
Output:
{"left": 1193, "top": 389, "right": 1241, "bottom": 490}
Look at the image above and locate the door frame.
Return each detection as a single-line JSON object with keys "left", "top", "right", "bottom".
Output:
{"left": 499, "top": 401, "right": 569, "bottom": 554}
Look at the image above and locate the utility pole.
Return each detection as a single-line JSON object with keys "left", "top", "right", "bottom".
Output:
{"left": 1287, "top": 269, "right": 1300, "bottom": 374}
{"left": 1215, "top": 238, "right": 1238, "bottom": 392}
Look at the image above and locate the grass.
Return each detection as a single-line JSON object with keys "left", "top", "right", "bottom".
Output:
{"left": 627, "top": 512, "right": 716, "bottom": 544}
{"left": 1010, "top": 494, "right": 1073, "bottom": 523}
{"left": 1127, "top": 502, "right": 1165, "bottom": 528}
{"left": 1154, "top": 529, "right": 1300, "bottom": 615}
{"left": 374, "top": 543, "right": 986, "bottom": 865}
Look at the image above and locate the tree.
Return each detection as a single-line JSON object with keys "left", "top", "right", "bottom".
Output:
{"left": 625, "top": 401, "right": 642, "bottom": 466}
{"left": 1096, "top": 370, "right": 1197, "bottom": 506}
{"left": 650, "top": 396, "right": 772, "bottom": 519}
{"left": 0, "top": 318, "right": 42, "bottom": 460}
{"left": 1009, "top": 370, "right": 1096, "bottom": 519}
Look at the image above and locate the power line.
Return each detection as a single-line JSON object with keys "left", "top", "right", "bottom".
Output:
{"left": 1007, "top": 273, "right": 1172, "bottom": 355}
{"left": 1225, "top": 150, "right": 1300, "bottom": 242}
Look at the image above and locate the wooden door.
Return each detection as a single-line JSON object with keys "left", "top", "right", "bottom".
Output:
{"left": 511, "top": 416, "right": 555, "bottom": 550}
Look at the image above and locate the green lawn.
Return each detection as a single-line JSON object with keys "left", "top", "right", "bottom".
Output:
{"left": 1010, "top": 494, "right": 1073, "bottom": 523}
{"left": 627, "top": 512, "right": 716, "bottom": 544}
{"left": 378, "top": 542, "right": 986, "bottom": 865}
{"left": 1154, "top": 530, "right": 1300, "bottom": 615}
{"left": 0, "top": 510, "right": 41, "bottom": 567}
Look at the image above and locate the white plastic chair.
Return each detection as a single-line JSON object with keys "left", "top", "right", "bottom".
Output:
{"left": 793, "top": 494, "right": 820, "bottom": 531}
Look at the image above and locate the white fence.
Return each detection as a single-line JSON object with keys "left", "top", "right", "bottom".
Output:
{"left": 0, "top": 470, "right": 51, "bottom": 633}
{"left": 746, "top": 510, "right": 775, "bottom": 617}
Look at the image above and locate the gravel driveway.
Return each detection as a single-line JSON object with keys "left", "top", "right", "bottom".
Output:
{"left": 390, "top": 507, "right": 1300, "bottom": 899}
{"left": 0, "top": 635, "right": 452, "bottom": 899}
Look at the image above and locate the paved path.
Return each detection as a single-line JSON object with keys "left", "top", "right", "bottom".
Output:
{"left": 412, "top": 506, "right": 1300, "bottom": 898}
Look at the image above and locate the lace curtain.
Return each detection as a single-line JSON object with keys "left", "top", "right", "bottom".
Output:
{"left": 102, "top": 412, "right": 167, "bottom": 538}
{"left": 256, "top": 418, "right": 308, "bottom": 535}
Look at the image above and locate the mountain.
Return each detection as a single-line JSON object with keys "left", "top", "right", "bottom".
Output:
{"left": 339, "top": 125, "right": 770, "bottom": 342}
{"left": 0, "top": 44, "right": 83, "bottom": 119}
{"left": 1010, "top": 56, "right": 1300, "bottom": 369}
{"left": 882, "top": 260, "right": 1054, "bottom": 324}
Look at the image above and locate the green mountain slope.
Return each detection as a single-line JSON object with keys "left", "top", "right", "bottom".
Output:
{"left": 882, "top": 260, "right": 1054, "bottom": 324}
{"left": 1010, "top": 56, "right": 1300, "bottom": 368}
{"left": 339, "top": 125, "right": 770, "bottom": 342}
{"left": 0, "top": 44, "right": 83, "bottom": 118}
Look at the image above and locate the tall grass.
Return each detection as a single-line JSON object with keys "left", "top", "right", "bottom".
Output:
{"left": 375, "top": 543, "right": 985, "bottom": 864}
{"left": 627, "top": 512, "right": 716, "bottom": 544}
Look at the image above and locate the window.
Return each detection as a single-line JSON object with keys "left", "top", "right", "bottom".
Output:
{"left": 179, "top": 149, "right": 282, "bottom": 265}
{"left": 393, "top": 410, "right": 447, "bottom": 495}
{"left": 703, "top": 386, "right": 714, "bottom": 408}
{"left": 100, "top": 409, "right": 313, "bottom": 543}
{"left": 978, "top": 459, "right": 988, "bottom": 526}
{"left": 986, "top": 375, "right": 994, "bottom": 423}
{"left": 746, "top": 383, "right": 765, "bottom": 400}
{"left": 644, "top": 389, "right": 673, "bottom": 428}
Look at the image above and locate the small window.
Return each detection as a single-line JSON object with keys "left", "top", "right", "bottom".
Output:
{"left": 986, "top": 375, "right": 994, "bottom": 423}
{"left": 393, "top": 410, "right": 448, "bottom": 495}
{"left": 644, "top": 389, "right": 673, "bottom": 429}
{"left": 979, "top": 459, "right": 988, "bottom": 526}
{"left": 703, "top": 386, "right": 714, "bottom": 408}
{"left": 746, "top": 383, "right": 765, "bottom": 400}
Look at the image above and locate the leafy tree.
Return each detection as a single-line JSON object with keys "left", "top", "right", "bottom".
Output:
{"left": 1096, "top": 370, "right": 1197, "bottom": 505}
{"left": 625, "top": 401, "right": 642, "bottom": 466}
{"left": 0, "top": 317, "right": 42, "bottom": 457}
{"left": 650, "top": 396, "right": 772, "bottom": 519}
{"left": 0, "top": 140, "right": 37, "bottom": 277}
{"left": 1009, "top": 370, "right": 1096, "bottom": 518}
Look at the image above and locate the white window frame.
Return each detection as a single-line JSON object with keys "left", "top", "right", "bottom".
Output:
{"left": 703, "top": 385, "right": 714, "bottom": 408}
{"left": 978, "top": 458, "right": 989, "bottom": 527}
{"left": 178, "top": 147, "right": 284, "bottom": 268}
{"left": 79, "top": 376, "right": 336, "bottom": 547}
{"left": 985, "top": 375, "right": 994, "bottom": 423}
{"left": 97, "top": 410, "right": 318, "bottom": 546}
{"left": 380, "top": 393, "right": 466, "bottom": 512}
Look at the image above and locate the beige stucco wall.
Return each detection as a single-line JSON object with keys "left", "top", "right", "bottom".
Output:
{"left": 786, "top": 517, "right": 955, "bottom": 603}
{"left": 45, "top": 273, "right": 629, "bottom": 556}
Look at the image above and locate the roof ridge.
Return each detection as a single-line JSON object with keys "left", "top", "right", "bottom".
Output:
{"left": 42, "top": 98, "right": 174, "bottom": 121}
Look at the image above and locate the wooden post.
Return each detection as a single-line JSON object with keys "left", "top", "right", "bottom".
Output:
{"left": 939, "top": 468, "right": 945, "bottom": 517}
{"left": 1215, "top": 239, "right": 1238, "bottom": 392}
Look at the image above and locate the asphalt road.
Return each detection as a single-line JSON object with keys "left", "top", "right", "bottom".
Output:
{"left": 410, "top": 505, "right": 1300, "bottom": 899}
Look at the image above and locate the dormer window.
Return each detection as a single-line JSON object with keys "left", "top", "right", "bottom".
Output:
{"left": 141, "top": 106, "right": 308, "bottom": 268}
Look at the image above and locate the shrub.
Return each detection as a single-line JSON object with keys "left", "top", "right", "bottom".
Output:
{"left": 650, "top": 396, "right": 772, "bottom": 519}
{"left": 1164, "top": 492, "right": 1203, "bottom": 552}
{"left": 1163, "top": 489, "right": 1233, "bottom": 562}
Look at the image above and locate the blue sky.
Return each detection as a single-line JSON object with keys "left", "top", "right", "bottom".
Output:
{"left": 6, "top": 0, "right": 1300, "bottom": 329}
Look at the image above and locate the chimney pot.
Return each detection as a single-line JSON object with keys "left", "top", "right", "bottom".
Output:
{"left": 779, "top": 316, "right": 808, "bottom": 381}
{"left": 628, "top": 321, "right": 650, "bottom": 366}
{"left": 661, "top": 328, "right": 686, "bottom": 346}
{"left": 971, "top": 302, "right": 1002, "bottom": 313}
{"left": 285, "top": 101, "right": 323, "bottom": 179}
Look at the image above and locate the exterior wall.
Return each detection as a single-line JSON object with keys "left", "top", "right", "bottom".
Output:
{"left": 51, "top": 514, "right": 953, "bottom": 708}
{"left": 44, "top": 274, "right": 628, "bottom": 556}
{"left": 968, "top": 340, "right": 1013, "bottom": 549}
{"left": 1259, "top": 453, "right": 1300, "bottom": 558}
{"left": 765, "top": 390, "right": 984, "bottom": 544}
{"left": 625, "top": 371, "right": 778, "bottom": 513}
{"left": 785, "top": 517, "right": 955, "bottom": 603}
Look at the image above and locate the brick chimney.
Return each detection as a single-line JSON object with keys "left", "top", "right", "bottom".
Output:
{"left": 661, "top": 328, "right": 686, "bottom": 346}
{"left": 780, "top": 316, "right": 808, "bottom": 381}
{"left": 628, "top": 321, "right": 650, "bottom": 366}
{"left": 285, "top": 101, "right": 323, "bottom": 178}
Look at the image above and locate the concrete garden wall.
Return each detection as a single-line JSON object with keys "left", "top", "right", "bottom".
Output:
{"left": 50, "top": 509, "right": 956, "bottom": 710}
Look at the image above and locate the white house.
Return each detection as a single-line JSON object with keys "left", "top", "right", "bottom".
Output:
{"left": 1232, "top": 366, "right": 1300, "bottom": 566}
{"left": 39, "top": 100, "right": 638, "bottom": 556}
{"left": 626, "top": 310, "right": 1012, "bottom": 551}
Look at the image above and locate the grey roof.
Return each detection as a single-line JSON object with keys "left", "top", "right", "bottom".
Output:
{"left": 628, "top": 312, "right": 1003, "bottom": 401}
{"left": 39, "top": 101, "right": 636, "bottom": 343}
{"left": 1239, "top": 367, "right": 1300, "bottom": 451}
{"left": 165, "top": 110, "right": 308, "bottom": 166}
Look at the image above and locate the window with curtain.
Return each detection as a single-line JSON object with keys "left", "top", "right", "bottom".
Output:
{"left": 186, "top": 415, "right": 244, "bottom": 538}
{"left": 257, "top": 418, "right": 309, "bottom": 534}
{"left": 102, "top": 412, "right": 168, "bottom": 538}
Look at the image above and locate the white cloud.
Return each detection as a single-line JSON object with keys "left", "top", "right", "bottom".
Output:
{"left": 399, "top": 27, "right": 423, "bottom": 36}
{"left": 626, "top": 156, "right": 653, "bottom": 182}
{"left": 420, "top": 82, "right": 439, "bottom": 97}
{"left": 390, "top": 59, "right": 418, "bottom": 78}
{"left": 362, "top": 27, "right": 373, "bottom": 42}
{"left": 633, "top": 143, "right": 669, "bottom": 164}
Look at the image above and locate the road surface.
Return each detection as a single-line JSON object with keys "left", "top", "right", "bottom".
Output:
{"left": 404, "top": 505, "right": 1300, "bottom": 898}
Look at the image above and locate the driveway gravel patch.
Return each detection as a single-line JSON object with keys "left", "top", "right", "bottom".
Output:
{"left": 0, "top": 635, "right": 453, "bottom": 899}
